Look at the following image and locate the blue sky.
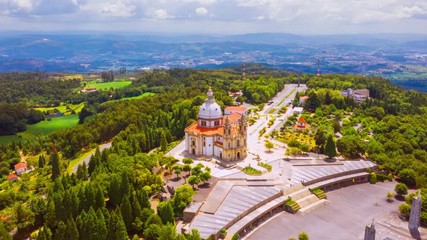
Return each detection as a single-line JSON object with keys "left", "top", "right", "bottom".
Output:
{"left": 0, "top": 0, "right": 426, "bottom": 34}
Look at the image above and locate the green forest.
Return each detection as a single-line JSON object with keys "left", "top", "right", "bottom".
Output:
{"left": 0, "top": 67, "right": 426, "bottom": 239}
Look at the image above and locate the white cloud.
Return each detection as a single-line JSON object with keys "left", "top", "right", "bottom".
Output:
{"left": 195, "top": 7, "right": 208, "bottom": 16}
{"left": 153, "top": 9, "right": 173, "bottom": 19}
{"left": 99, "top": 0, "right": 135, "bottom": 17}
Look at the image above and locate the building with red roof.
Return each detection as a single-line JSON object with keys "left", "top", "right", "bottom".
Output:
{"left": 14, "top": 162, "right": 27, "bottom": 175}
{"left": 224, "top": 106, "right": 247, "bottom": 116}
{"left": 185, "top": 88, "right": 247, "bottom": 161}
{"left": 294, "top": 117, "right": 311, "bottom": 131}
{"left": 7, "top": 173, "right": 18, "bottom": 181}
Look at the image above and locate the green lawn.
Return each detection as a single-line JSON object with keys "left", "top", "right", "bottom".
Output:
{"left": 86, "top": 81, "right": 132, "bottom": 90}
{"left": 26, "top": 114, "right": 79, "bottom": 136}
{"left": 124, "top": 92, "right": 155, "bottom": 100}
{"left": 0, "top": 114, "right": 79, "bottom": 145}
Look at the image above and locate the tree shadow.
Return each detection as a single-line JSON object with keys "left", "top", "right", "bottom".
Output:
{"left": 198, "top": 182, "right": 210, "bottom": 188}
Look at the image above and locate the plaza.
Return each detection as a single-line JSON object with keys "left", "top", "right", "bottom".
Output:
{"left": 166, "top": 84, "right": 392, "bottom": 239}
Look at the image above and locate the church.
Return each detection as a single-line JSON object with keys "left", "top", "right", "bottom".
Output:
{"left": 185, "top": 88, "right": 248, "bottom": 161}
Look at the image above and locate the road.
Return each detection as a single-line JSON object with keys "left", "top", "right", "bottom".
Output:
{"left": 72, "top": 142, "right": 112, "bottom": 174}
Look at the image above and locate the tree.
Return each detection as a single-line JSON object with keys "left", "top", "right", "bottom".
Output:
{"left": 171, "top": 184, "right": 194, "bottom": 216}
{"left": 0, "top": 223, "right": 12, "bottom": 240}
{"left": 120, "top": 196, "right": 133, "bottom": 232}
{"left": 231, "top": 233, "right": 239, "bottom": 240}
{"left": 76, "top": 162, "right": 88, "bottom": 181}
{"left": 394, "top": 183, "right": 408, "bottom": 196}
{"left": 51, "top": 149, "right": 61, "bottom": 181}
{"left": 160, "top": 131, "right": 168, "bottom": 152}
{"left": 199, "top": 171, "right": 212, "bottom": 184}
{"left": 324, "top": 135, "right": 337, "bottom": 159}
{"left": 182, "top": 158, "right": 194, "bottom": 165}
{"left": 298, "top": 232, "right": 309, "bottom": 240}
{"left": 108, "top": 175, "right": 121, "bottom": 207}
{"left": 13, "top": 202, "right": 35, "bottom": 231}
{"left": 333, "top": 120, "right": 341, "bottom": 133}
{"left": 157, "top": 201, "right": 175, "bottom": 224}
{"left": 38, "top": 155, "right": 46, "bottom": 168}
{"left": 65, "top": 218, "right": 79, "bottom": 240}
{"left": 188, "top": 176, "right": 201, "bottom": 188}
{"left": 172, "top": 165, "right": 183, "bottom": 179}
{"left": 265, "top": 141, "right": 274, "bottom": 152}
{"left": 304, "top": 91, "right": 321, "bottom": 111}
{"left": 398, "top": 169, "right": 416, "bottom": 187}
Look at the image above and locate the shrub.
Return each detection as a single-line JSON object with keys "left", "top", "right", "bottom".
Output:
{"left": 258, "top": 162, "right": 272, "bottom": 172}
{"left": 369, "top": 172, "right": 377, "bottom": 184}
{"left": 243, "top": 166, "right": 262, "bottom": 175}
{"left": 394, "top": 183, "right": 408, "bottom": 196}
{"left": 399, "top": 203, "right": 411, "bottom": 219}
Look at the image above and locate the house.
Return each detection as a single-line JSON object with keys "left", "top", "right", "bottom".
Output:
{"left": 80, "top": 87, "right": 97, "bottom": 93}
{"left": 294, "top": 117, "right": 310, "bottom": 131}
{"left": 14, "top": 162, "right": 27, "bottom": 175}
{"left": 228, "top": 90, "right": 243, "bottom": 98}
{"left": 299, "top": 96, "right": 309, "bottom": 105}
{"left": 7, "top": 173, "right": 18, "bottom": 181}
{"left": 293, "top": 107, "right": 304, "bottom": 115}
{"left": 224, "top": 106, "right": 247, "bottom": 116}
{"left": 341, "top": 88, "right": 369, "bottom": 103}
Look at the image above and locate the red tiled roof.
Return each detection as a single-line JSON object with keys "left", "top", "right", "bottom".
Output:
{"left": 7, "top": 173, "right": 18, "bottom": 180}
{"left": 185, "top": 113, "right": 243, "bottom": 136}
{"left": 299, "top": 96, "right": 309, "bottom": 101}
{"left": 14, "top": 162, "right": 27, "bottom": 170}
{"left": 298, "top": 117, "right": 306, "bottom": 123}
{"left": 225, "top": 106, "right": 246, "bottom": 111}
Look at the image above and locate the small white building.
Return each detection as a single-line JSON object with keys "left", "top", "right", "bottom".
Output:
{"left": 293, "top": 107, "right": 304, "bottom": 115}
{"left": 14, "top": 162, "right": 27, "bottom": 176}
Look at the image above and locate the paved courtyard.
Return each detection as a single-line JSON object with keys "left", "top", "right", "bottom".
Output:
{"left": 246, "top": 181, "right": 426, "bottom": 240}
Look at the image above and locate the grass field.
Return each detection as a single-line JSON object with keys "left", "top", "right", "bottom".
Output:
{"left": 26, "top": 114, "right": 79, "bottom": 136}
{"left": 86, "top": 81, "right": 132, "bottom": 90}
{"left": 34, "top": 102, "right": 84, "bottom": 114}
{"left": 0, "top": 114, "right": 79, "bottom": 145}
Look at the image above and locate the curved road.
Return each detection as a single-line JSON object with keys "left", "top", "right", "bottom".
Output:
{"left": 72, "top": 142, "right": 112, "bottom": 174}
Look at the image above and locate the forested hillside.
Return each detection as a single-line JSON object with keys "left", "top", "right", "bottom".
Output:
{"left": 0, "top": 68, "right": 426, "bottom": 239}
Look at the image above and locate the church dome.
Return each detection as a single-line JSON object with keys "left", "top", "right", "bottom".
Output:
{"left": 198, "top": 88, "right": 223, "bottom": 120}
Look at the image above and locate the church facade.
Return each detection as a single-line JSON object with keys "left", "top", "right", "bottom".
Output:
{"left": 185, "top": 88, "right": 248, "bottom": 161}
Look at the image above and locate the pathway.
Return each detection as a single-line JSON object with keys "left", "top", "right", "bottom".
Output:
{"left": 72, "top": 142, "right": 112, "bottom": 173}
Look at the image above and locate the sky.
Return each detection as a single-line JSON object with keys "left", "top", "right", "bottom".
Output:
{"left": 0, "top": 0, "right": 426, "bottom": 34}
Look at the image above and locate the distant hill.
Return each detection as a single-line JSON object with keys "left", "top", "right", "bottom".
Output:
{"left": 0, "top": 32, "right": 426, "bottom": 91}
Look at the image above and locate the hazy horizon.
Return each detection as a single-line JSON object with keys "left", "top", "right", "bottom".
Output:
{"left": 0, "top": 0, "right": 426, "bottom": 35}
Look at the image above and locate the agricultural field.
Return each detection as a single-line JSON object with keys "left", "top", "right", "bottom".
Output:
{"left": 0, "top": 114, "right": 79, "bottom": 144}
{"left": 34, "top": 102, "right": 84, "bottom": 114}
{"left": 85, "top": 80, "right": 132, "bottom": 90}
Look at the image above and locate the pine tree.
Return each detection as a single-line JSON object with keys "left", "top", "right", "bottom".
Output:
{"left": 137, "top": 190, "right": 151, "bottom": 209}
{"left": 120, "top": 196, "right": 133, "bottom": 233}
{"left": 157, "top": 201, "right": 174, "bottom": 225}
{"left": 85, "top": 184, "right": 96, "bottom": 210}
{"left": 51, "top": 149, "right": 61, "bottom": 181}
{"left": 37, "top": 226, "right": 52, "bottom": 240}
{"left": 38, "top": 155, "right": 45, "bottom": 168}
{"left": 324, "top": 135, "right": 337, "bottom": 159}
{"left": 53, "top": 221, "right": 66, "bottom": 240}
{"left": 108, "top": 175, "right": 121, "bottom": 207}
{"left": 94, "top": 209, "right": 107, "bottom": 240}
{"left": 65, "top": 218, "right": 79, "bottom": 240}
{"left": 120, "top": 172, "right": 130, "bottom": 199}
{"left": 160, "top": 131, "right": 168, "bottom": 152}
{"left": 76, "top": 162, "right": 88, "bottom": 181}
{"left": 95, "top": 185, "right": 105, "bottom": 210}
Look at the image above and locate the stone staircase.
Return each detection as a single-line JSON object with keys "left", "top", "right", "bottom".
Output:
{"left": 287, "top": 187, "right": 329, "bottom": 215}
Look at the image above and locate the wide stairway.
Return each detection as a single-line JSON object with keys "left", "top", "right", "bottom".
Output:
{"left": 288, "top": 188, "right": 328, "bottom": 215}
